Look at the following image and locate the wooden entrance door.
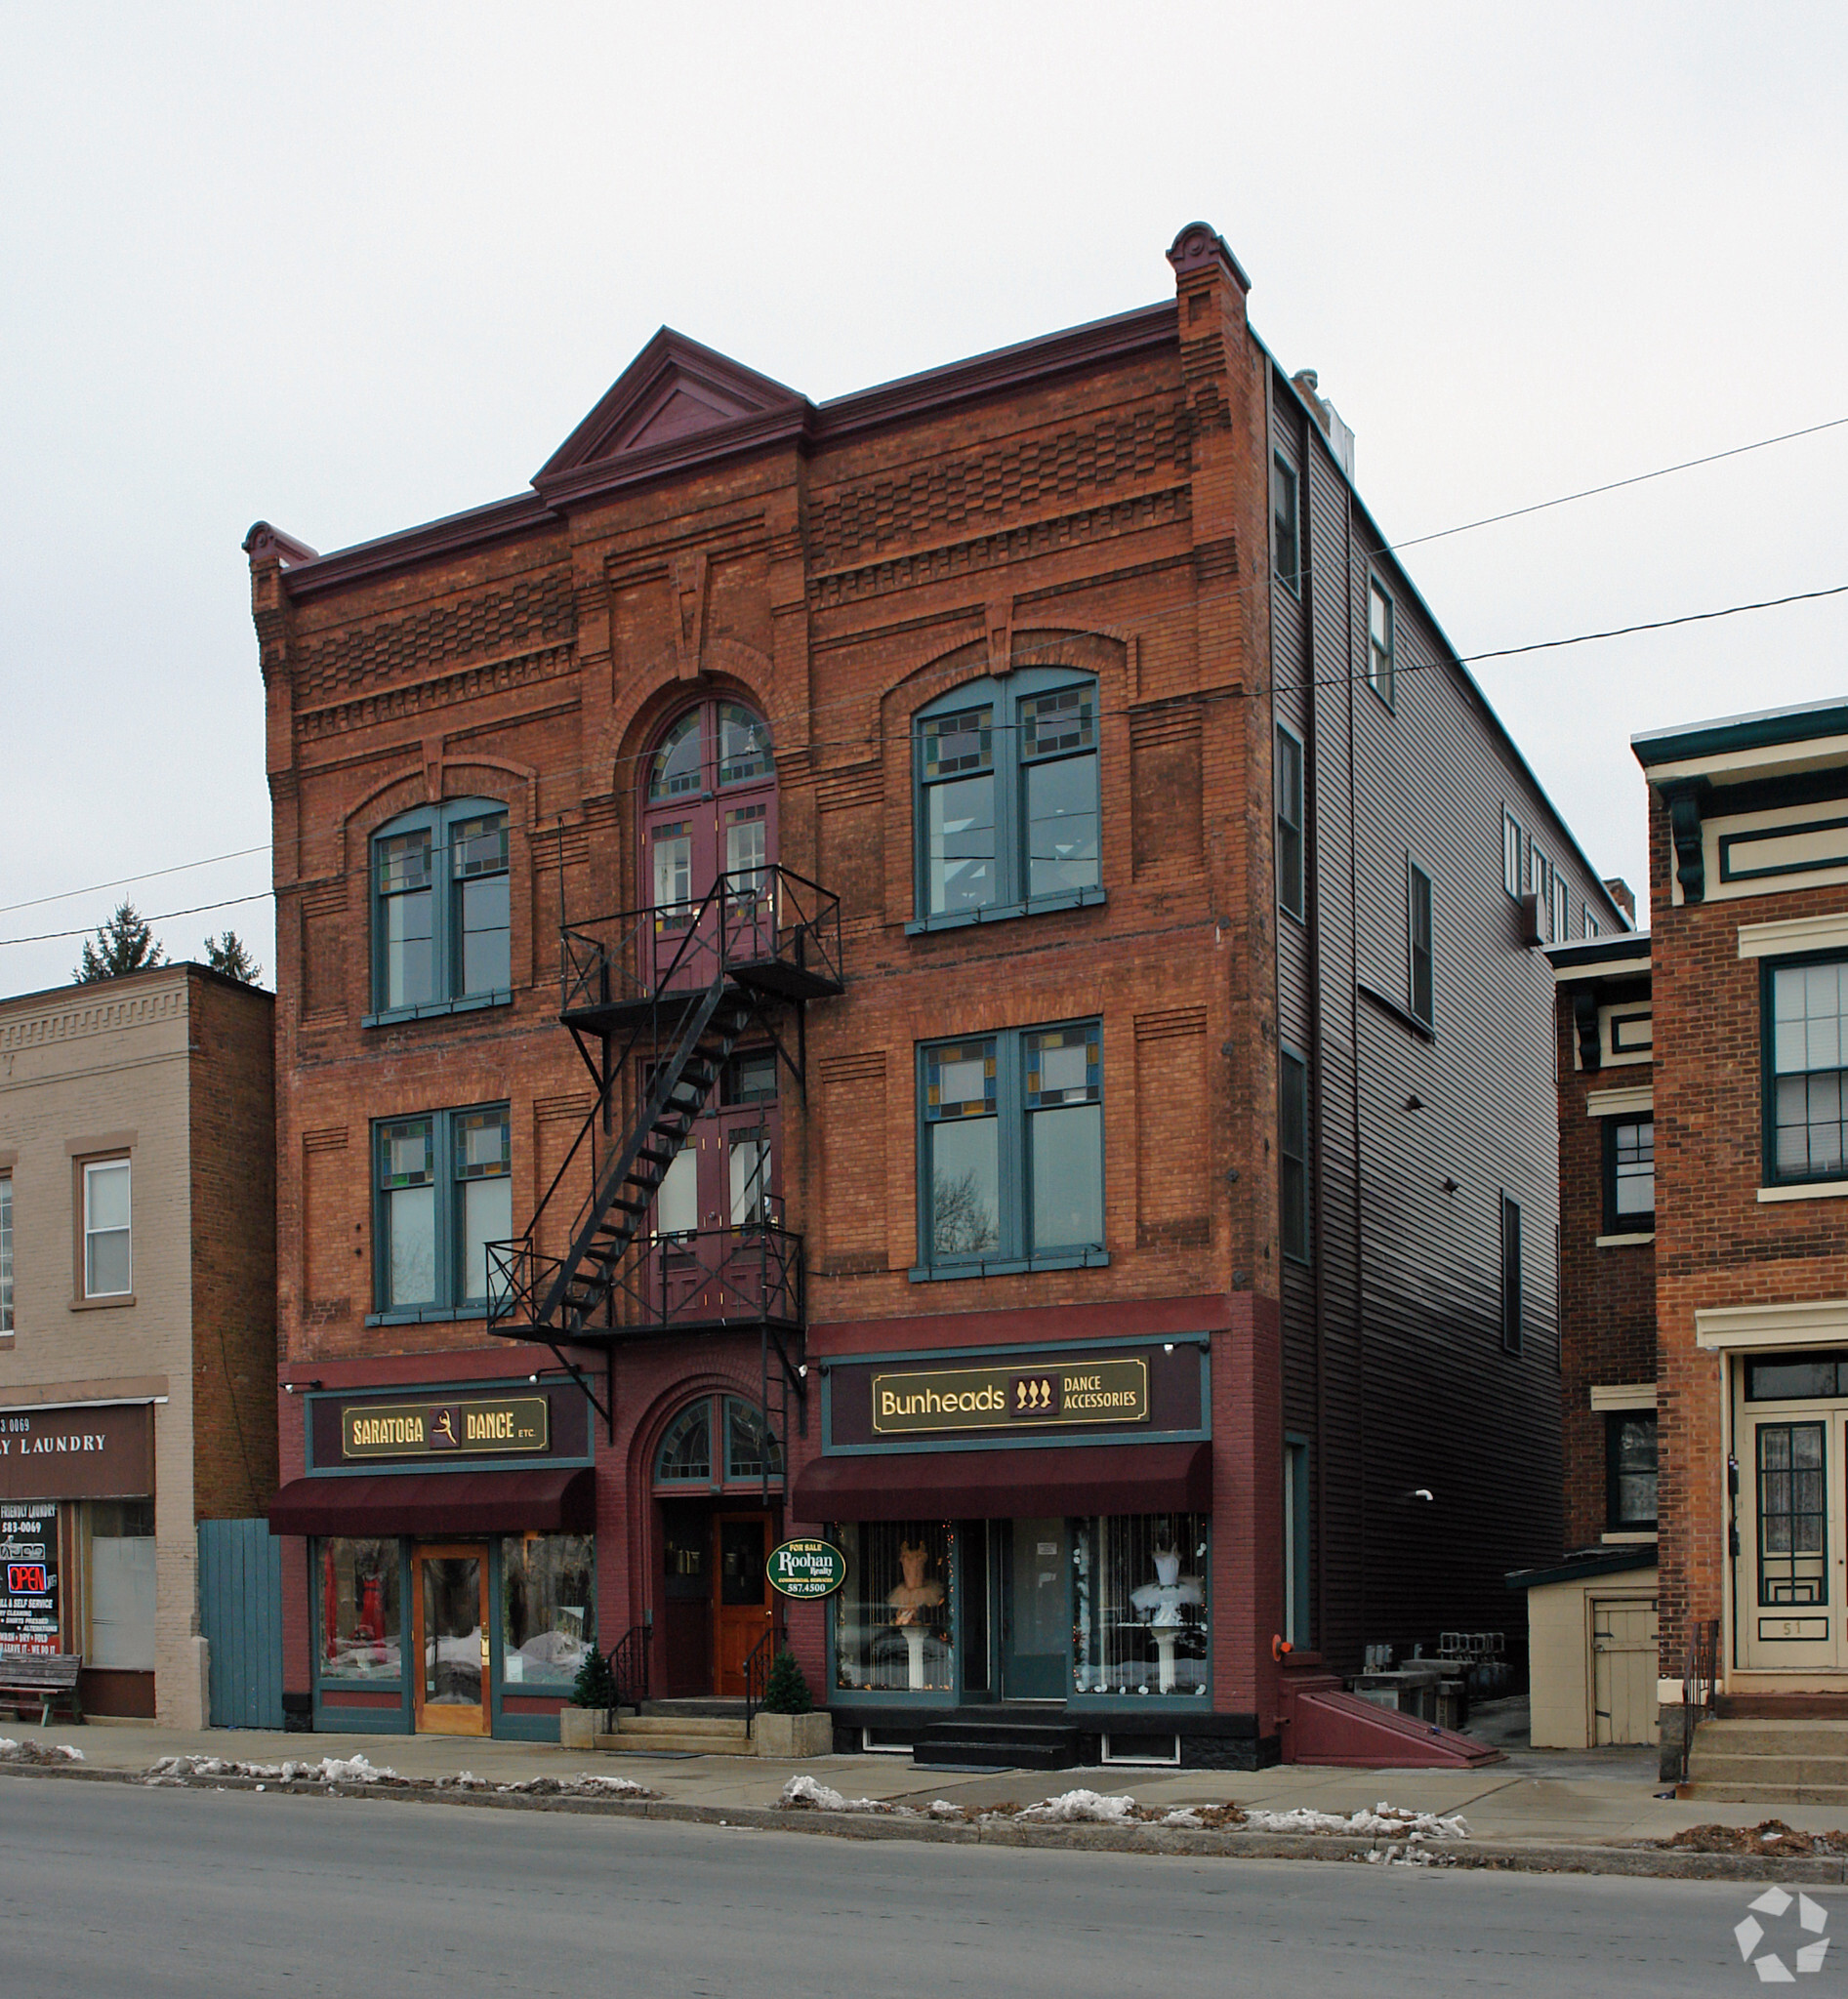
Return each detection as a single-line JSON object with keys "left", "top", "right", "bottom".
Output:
{"left": 713, "top": 1512, "right": 773, "bottom": 1696}
{"left": 413, "top": 1543, "right": 490, "bottom": 1735}
{"left": 1590, "top": 1596, "right": 1659, "bottom": 1745}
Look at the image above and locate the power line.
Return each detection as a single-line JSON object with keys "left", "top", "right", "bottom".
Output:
{"left": 0, "top": 892, "right": 273, "bottom": 952}
{"left": 0, "top": 844, "right": 271, "bottom": 918}
{"left": 1374, "top": 415, "right": 1848, "bottom": 557}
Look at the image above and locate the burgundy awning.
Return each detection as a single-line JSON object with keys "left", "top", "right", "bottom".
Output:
{"left": 268, "top": 1468, "right": 595, "bottom": 1537}
{"left": 791, "top": 1442, "right": 1211, "bottom": 1521}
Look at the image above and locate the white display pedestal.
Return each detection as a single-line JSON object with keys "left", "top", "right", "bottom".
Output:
{"left": 902, "top": 1623, "right": 927, "bottom": 1691}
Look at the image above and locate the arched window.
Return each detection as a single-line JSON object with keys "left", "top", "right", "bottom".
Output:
{"left": 640, "top": 698, "right": 778, "bottom": 922}
{"left": 911, "top": 669, "right": 1101, "bottom": 930}
{"left": 652, "top": 1395, "right": 784, "bottom": 1489}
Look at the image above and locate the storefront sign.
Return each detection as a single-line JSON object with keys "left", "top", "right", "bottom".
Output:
{"left": 766, "top": 1537, "right": 848, "bottom": 1599}
{"left": 0, "top": 1404, "right": 154, "bottom": 1502}
{"left": 342, "top": 1397, "right": 550, "bottom": 1460}
{"left": 871, "top": 1359, "right": 1149, "bottom": 1435}
{"left": 0, "top": 1502, "right": 60, "bottom": 1656}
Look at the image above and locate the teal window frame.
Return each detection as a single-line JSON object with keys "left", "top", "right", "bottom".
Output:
{"left": 913, "top": 1020, "right": 1107, "bottom": 1280}
{"left": 1502, "top": 809, "right": 1524, "bottom": 902}
{"left": 1275, "top": 722, "right": 1305, "bottom": 922}
{"left": 1284, "top": 1435, "right": 1311, "bottom": 1649}
{"left": 1271, "top": 452, "right": 1300, "bottom": 594}
{"left": 909, "top": 669, "right": 1104, "bottom": 934}
{"left": 1763, "top": 952, "right": 1848, "bottom": 1189}
{"left": 367, "top": 796, "right": 513, "bottom": 1026}
{"left": 369, "top": 1101, "right": 511, "bottom": 1325}
{"left": 1367, "top": 579, "right": 1395, "bottom": 709}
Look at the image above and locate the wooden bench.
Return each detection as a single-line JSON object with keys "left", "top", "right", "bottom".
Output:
{"left": 0, "top": 1654, "right": 84, "bottom": 1726}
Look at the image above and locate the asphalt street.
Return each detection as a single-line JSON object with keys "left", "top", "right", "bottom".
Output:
{"left": 1, "top": 1774, "right": 1828, "bottom": 1997}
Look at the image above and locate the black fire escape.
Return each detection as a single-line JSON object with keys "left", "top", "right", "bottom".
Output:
{"left": 487, "top": 868, "right": 842, "bottom": 1492}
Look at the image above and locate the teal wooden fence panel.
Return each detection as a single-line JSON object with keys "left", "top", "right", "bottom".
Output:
{"left": 197, "top": 1519, "right": 284, "bottom": 1730}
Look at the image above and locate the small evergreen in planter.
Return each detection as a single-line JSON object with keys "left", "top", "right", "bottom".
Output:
{"left": 572, "top": 1644, "right": 617, "bottom": 1711}
{"left": 759, "top": 1649, "right": 812, "bottom": 1715}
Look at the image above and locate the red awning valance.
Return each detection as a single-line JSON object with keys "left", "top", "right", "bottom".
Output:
{"left": 791, "top": 1442, "right": 1210, "bottom": 1522}
{"left": 268, "top": 1468, "right": 594, "bottom": 1537}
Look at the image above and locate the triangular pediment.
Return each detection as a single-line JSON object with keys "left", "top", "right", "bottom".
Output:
{"left": 536, "top": 329, "right": 806, "bottom": 489}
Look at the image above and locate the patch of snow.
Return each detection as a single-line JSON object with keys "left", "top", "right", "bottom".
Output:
{"left": 1014, "top": 1789, "right": 1143, "bottom": 1825}
{"left": 1243, "top": 1800, "right": 1469, "bottom": 1841}
{"left": 0, "top": 1738, "right": 84, "bottom": 1764}
{"left": 778, "top": 1774, "right": 901, "bottom": 1815}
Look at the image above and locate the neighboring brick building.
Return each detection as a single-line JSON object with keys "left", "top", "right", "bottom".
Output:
{"left": 1518, "top": 927, "right": 1659, "bottom": 1747}
{"left": 1630, "top": 700, "right": 1848, "bottom": 1784}
{"left": 0, "top": 963, "right": 276, "bottom": 1725}
{"left": 252, "top": 221, "right": 1620, "bottom": 1765}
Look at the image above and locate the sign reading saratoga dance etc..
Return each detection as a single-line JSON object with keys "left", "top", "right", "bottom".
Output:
{"left": 342, "top": 1397, "right": 550, "bottom": 1460}
{"left": 871, "top": 1359, "right": 1149, "bottom": 1435}
{"left": 765, "top": 1538, "right": 849, "bottom": 1600}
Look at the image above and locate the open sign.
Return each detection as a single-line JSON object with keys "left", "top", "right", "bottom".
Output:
{"left": 6, "top": 1565, "right": 48, "bottom": 1594}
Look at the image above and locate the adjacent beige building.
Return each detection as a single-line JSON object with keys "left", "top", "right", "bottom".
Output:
{"left": 0, "top": 963, "right": 275, "bottom": 1725}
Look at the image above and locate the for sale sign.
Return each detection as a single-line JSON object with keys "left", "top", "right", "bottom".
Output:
{"left": 0, "top": 1502, "right": 59, "bottom": 1656}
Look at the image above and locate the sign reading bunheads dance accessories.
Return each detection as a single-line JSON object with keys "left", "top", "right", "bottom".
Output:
{"left": 0, "top": 1501, "right": 60, "bottom": 1655}
{"left": 871, "top": 1359, "right": 1149, "bottom": 1435}
{"left": 765, "top": 1537, "right": 849, "bottom": 1599}
{"left": 341, "top": 1397, "right": 550, "bottom": 1460}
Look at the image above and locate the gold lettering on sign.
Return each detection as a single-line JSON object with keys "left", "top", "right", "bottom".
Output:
{"left": 342, "top": 1397, "right": 550, "bottom": 1459}
{"left": 871, "top": 1359, "right": 1150, "bottom": 1434}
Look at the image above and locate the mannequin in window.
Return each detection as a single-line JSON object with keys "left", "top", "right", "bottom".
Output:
{"left": 1131, "top": 1545, "right": 1203, "bottom": 1627}
{"left": 887, "top": 1542, "right": 944, "bottom": 1625}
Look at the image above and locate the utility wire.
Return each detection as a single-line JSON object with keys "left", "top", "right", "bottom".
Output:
{"left": 1374, "top": 414, "right": 1848, "bottom": 556}
{"left": 0, "top": 844, "right": 271, "bottom": 918}
{"left": 0, "top": 892, "right": 274, "bottom": 951}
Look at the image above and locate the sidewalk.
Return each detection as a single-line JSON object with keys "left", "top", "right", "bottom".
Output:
{"left": 3, "top": 1708, "right": 1830, "bottom": 1857}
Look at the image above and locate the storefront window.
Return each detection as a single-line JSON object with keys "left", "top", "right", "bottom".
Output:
{"left": 88, "top": 1499, "right": 155, "bottom": 1672}
{"left": 500, "top": 1533, "right": 595, "bottom": 1688}
{"left": 318, "top": 1537, "right": 403, "bottom": 1682}
{"left": 832, "top": 1521, "right": 956, "bottom": 1693}
{"left": 1071, "top": 1514, "right": 1209, "bottom": 1697}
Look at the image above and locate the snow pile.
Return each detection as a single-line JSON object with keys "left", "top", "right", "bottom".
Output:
{"left": 1014, "top": 1789, "right": 1144, "bottom": 1825}
{"left": 779, "top": 1774, "right": 902, "bottom": 1815}
{"left": 0, "top": 1737, "right": 85, "bottom": 1765}
{"left": 145, "top": 1752, "right": 403, "bottom": 1785}
{"left": 1241, "top": 1801, "right": 1469, "bottom": 1842}
{"left": 498, "top": 1774, "right": 660, "bottom": 1799}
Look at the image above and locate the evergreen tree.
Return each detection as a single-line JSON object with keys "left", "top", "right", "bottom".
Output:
{"left": 571, "top": 1644, "right": 617, "bottom": 1711}
{"left": 72, "top": 902, "right": 165, "bottom": 983}
{"left": 204, "top": 930, "right": 262, "bottom": 985}
{"left": 760, "top": 1648, "right": 813, "bottom": 1715}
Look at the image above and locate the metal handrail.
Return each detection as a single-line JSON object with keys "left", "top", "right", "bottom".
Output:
{"left": 742, "top": 1621, "right": 787, "bottom": 1734}
{"left": 1678, "top": 1615, "right": 1720, "bottom": 1784}
{"left": 609, "top": 1623, "right": 650, "bottom": 1713}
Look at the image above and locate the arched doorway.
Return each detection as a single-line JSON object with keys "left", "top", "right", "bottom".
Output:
{"left": 639, "top": 696, "right": 777, "bottom": 987}
{"left": 651, "top": 1394, "right": 785, "bottom": 1696}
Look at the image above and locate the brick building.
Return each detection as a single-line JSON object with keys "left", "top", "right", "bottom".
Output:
{"left": 252, "top": 222, "right": 1620, "bottom": 1765}
{"left": 1629, "top": 700, "right": 1848, "bottom": 1785}
{"left": 0, "top": 963, "right": 275, "bottom": 1725}
{"left": 1518, "top": 925, "right": 1659, "bottom": 1748}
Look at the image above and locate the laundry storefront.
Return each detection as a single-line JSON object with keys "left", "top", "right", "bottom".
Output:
{"left": 268, "top": 1379, "right": 595, "bottom": 1739}
{"left": 0, "top": 1399, "right": 160, "bottom": 1717}
{"left": 792, "top": 1334, "right": 1230, "bottom": 1767}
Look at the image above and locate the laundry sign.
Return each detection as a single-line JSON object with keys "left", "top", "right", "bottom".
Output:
{"left": 870, "top": 1359, "right": 1149, "bottom": 1434}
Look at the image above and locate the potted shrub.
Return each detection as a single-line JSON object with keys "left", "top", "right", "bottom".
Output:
{"left": 559, "top": 1644, "right": 616, "bottom": 1750}
{"left": 752, "top": 1650, "right": 832, "bottom": 1759}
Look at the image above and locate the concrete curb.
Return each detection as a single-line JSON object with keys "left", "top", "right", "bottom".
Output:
{"left": 3, "top": 1759, "right": 1840, "bottom": 1882}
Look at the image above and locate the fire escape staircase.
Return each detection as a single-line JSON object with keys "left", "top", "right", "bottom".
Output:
{"left": 487, "top": 868, "right": 842, "bottom": 1490}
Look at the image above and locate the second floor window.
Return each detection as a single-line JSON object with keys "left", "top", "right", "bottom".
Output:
{"left": 83, "top": 1158, "right": 131, "bottom": 1299}
{"left": 1607, "top": 1411, "right": 1659, "bottom": 1530}
{"left": 1605, "top": 1119, "right": 1655, "bottom": 1232}
{"left": 1367, "top": 581, "right": 1395, "bottom": 707}
{"left": 919, "top": 1022, "right": 1103, "bottom": 1271}
{"left": 374, "top": 1104, "right": 511, "bottom": 1319}
{"left": 1502, "top": 810, "right": 1524, "bottom": 901}
{"left": 371, "top": 799, "right": 511, "bottom": 1018}
{"left": 1769, "top": 958, "right": 1848, "bottom": 1185}
{"left": 1408, "top": 860, "right": 1434, "bottom": 1028}
{"left": 914, "top": 673, "right": 1099, "bottom": 925}
{"left": 0, "top": 1174, "right": 12, "bottom": 1332}
{"left": 1271, "top": 453, "right": 1299, "bottom": 592}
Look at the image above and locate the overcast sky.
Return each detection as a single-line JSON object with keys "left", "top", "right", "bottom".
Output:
{"left": 3, "top": 2, "right": 1844, "bottom": 997}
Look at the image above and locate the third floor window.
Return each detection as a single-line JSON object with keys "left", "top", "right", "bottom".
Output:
{"left": 371, "top": 799, "right": 511, "bottom": 1020}
{"left": 913, "top": 672, "right": 1101, "bottom": 928}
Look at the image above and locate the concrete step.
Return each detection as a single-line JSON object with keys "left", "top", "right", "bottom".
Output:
{"left": 1683, "top": 1782, "right": 1848, "bottom": 1805}
{"left": 639, "top": 1698, "right": 749, "bottom": 1720}
{"left": 594, "top": 1726, "right": 753, "bottom": 1756}
{"left": 1687, "top": 1753, "right": 1848, "bottom": 1786}
{"left": 1692, "top": 1718, "right": 1848, "bottom": 1756}
{"left": 620, "top": 1713, "right": 753, "bottom": 1741}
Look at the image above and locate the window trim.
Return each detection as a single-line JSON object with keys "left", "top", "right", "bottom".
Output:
{"left": 1279, "top": 1044, "right": 1310, "bottom": 1265}
{"left": 1602, "top": 1117, "right": 1656, "bottom": 1235}
{"left": 1501, "top": 809, "right": 1524, "bottom": 903}
{"left": 907, "top": 668, "right": 1105, "bottom": 934}
{"left": 1366, "top": 578, "right": 1396, "bottom": 710}
{"left": 1605, "top": 1409, "right": 1659, "bottom": 1531}
{"left": 368, "top": 1101, "right": 513, "bottom": 1325}
{"left": 0, "top": 1171, "right": 13, "bottom": 1336}
{"left": 1499, "top": 1192, "right": 1522, "bottom": 1355}
{"left": 1407, "top": 856, "right": 1434, "bottom": 1029}
{"left": 1284, "top": 1434, "right": 1311, "bottom": 1649}
{"left": 1275, "top": 721, "right": 1305, "bottom": 922}
{"left": 1271, "top": 451, "right": 1300, "bottom": 596}
{"left": 78, "top": 1154, "right": 133, "bottom": 1304}
{"left": 365, "top": 796, "right": 514, "bottom": 1028}
{"left": 911, "top": 1019, "right": 1109, "bottom": 1281}
{"left": 1762, "top": 951, "right": 1848, "bottom": 1190}
{"left": 651, "top": 1392, "right": 785, "bottom": 1493}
